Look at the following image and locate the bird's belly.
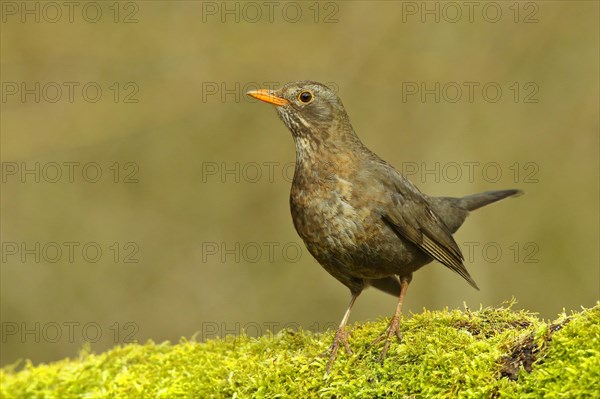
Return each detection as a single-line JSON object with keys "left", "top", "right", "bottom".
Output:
{"left": 292, "top": 194, "right": 365, "bottom": 256}
{"left": 291, "top": 194, "right": 429, "bottom": 279}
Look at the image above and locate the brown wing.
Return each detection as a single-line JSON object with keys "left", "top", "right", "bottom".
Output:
{"left": 381, "top": 170, "right": 479, "bottom": 290}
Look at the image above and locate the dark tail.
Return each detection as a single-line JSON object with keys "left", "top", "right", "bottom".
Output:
{"left": 458, "top": 189, "right": 523, "bottom": 211}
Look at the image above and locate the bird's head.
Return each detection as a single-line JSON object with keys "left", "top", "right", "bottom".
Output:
{"left": 247, "top": 81, "right": 356, "bottom": 145}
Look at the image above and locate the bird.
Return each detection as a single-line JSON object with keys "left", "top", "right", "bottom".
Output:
{"left": 246, "top": 81, "right": 522, "bottom": 372}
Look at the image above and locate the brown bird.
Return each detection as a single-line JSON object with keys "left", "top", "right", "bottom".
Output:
{"left": 247, "top": 81, "right": 522, "bottom": 372}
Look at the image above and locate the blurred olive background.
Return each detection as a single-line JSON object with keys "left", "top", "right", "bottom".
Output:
{"left": 1, "top": 1, "right": 598, "bottom": 367}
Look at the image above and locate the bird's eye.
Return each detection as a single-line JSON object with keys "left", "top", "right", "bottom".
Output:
{"left": 298, "top": 91, "right": 313, "bottom": 103}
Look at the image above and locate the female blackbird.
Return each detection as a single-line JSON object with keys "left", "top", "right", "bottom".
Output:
{"left": 247, "top": 81, "right": 522, "bottom": 372}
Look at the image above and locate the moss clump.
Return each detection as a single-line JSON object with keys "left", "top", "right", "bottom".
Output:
{"left": 1, "top": 303, "right": 598, "bottom": 398}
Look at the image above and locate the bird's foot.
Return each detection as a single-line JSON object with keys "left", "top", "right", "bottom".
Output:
{"left": 370, "top": 315, "right": 402, "bottom": 362}
{"left": 320, "top": 327, "right": 352, "bottom": 373}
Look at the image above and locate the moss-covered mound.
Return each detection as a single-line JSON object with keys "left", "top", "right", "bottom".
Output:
{"left": 2, "top": 304, "right": 598, "bottom": 398}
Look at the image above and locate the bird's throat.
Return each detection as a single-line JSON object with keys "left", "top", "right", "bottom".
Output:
{"left": 291, "top": 132, "right": 366, "bottom": 192}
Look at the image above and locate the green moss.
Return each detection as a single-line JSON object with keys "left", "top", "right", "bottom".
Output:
{"left": 2, "top": 304, "right": 598, "bottom": 398}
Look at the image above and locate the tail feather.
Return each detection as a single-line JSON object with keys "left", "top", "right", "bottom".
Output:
{"left": 458, "top": 189, "right": 523, "bottom": 212}
{"left": 432, "top": 189, "right": 523, "bottom": 233}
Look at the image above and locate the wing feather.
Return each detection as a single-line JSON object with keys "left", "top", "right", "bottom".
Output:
{"left": 380, "top": 170, "right": 479, "bottom": 290}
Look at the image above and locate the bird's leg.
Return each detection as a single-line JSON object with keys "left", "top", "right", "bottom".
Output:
{"left": 323, "top": 291, "right": 360, "bottom": 373}
{"left": 371, "top": 274, "right": 411, "bottom": 362}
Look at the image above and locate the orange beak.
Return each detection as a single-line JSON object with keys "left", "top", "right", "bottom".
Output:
{"left": 246, "top": 89, "right": 289, "bottom": 106}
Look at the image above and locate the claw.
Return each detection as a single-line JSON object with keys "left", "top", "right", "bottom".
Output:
{"left": 318, "top": 292, "right": 360, "bottom": 373}
{"left": 369, "top": 275, "right": 411, "bottom": 363}
{"left": 322, "top": 327, "right": 352, "bottom": 373}
{"left": 370, "top": 315, "right": 402, "bottom": 362}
